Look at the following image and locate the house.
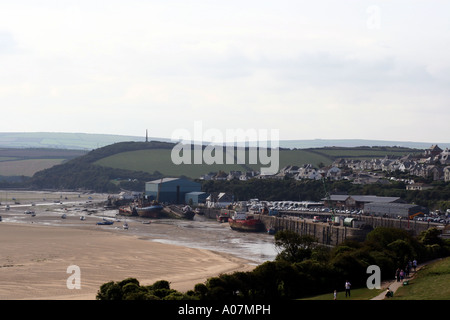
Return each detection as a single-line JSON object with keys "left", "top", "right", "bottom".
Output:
{"left": 444, "top": 167, "right": 450, "bottom": 182}
{"left": 424, "top": 145, "right": 443, "bottom": 158}
{"left": 326, "top": 166, "right": 342, "bottom": 180}
{"left": 207, "top": 192, "right": 234, "bottom": 208}
{"left": 406, "top": 183, "right": 433, "bottom": 191}
{"left": 227, "top": 171, "right": 242, "bottom": 180}
{"left": 439, "top": 149, "right": 450, "bottom": 165}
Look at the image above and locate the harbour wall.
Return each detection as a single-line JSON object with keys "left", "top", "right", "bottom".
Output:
{"left": 200, "top": 207, "right": 439, "bottom": 245}
{"left": 201, "top": 208, "right": 368, "bottom": 246}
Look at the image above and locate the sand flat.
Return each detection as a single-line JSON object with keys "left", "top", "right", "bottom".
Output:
{"left": 0, "top": 222, "right": 254, "bottom": 300}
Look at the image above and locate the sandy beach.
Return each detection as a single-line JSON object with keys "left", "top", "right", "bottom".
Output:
{"left": 0, "top": 222, "right": 255, "bottom": 300}
{"left": 0, "top": 191, "right": 258, "bottom": 300}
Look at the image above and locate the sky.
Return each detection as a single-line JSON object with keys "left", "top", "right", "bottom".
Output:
{"left": 0, "top": 0, "right": 449, "bottom": 143}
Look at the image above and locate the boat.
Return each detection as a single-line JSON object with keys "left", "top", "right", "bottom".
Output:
{"left": 123, "top": 221, "right": 129, "bottom": 229}
{"left": 228, "top": 212, "right": 265, "bottom": 232}
{"left": 180, "top": 205, "right": 195, "bottom": 220}
{"left": 135, "top": 179, "right": 164, "bottom": 218}
{"left": 136, "top": 202, "right": 164, "bottom": 218}
{"left": 119, "top": 205, "right": 136, "bottom": 216}
{"left": 80, "top": 216, "right": 86, "bottom": 221}
{"left": 96, "top": 219, "right": 114, "bottom": 225}
{"left": 61, "top": 214, "right": 67, "bottom": 219}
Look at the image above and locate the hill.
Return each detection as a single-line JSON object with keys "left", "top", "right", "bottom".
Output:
{"left": 2, "top": 132, "right": 449, "bottom": 150}
{"left": 24, "top": 141, "right": 424, "bottom": 193}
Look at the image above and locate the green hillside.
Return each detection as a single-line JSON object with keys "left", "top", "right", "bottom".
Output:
{"left": 94, "top": 145, "right": 420, "bottom": 179}
{"left": 94, "top": 147, "right": 336, "bottom": 179}
{"left": 24, "top": 141, "right": 423, "bottom": 192}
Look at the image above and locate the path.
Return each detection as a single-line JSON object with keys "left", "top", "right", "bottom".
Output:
{"left": 371, "top": 259, "right": 440, "bottom": 300}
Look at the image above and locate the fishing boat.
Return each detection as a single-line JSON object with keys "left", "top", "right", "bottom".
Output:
{"left": 228, "top": 212, "right": 265, "bottom": 232}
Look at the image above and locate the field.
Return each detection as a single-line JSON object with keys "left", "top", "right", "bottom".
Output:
{"left": 94, "top": 148, "right": 337, "bottom": 179}
{"left": 0, "top": 148, "right": 86, "bottom": 178}
{"left": 94, "top": 146, "right": 421, "bottom": 179}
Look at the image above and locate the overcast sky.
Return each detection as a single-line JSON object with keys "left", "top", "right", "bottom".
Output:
{"left": 1, "top": 1, "right": 449, "bottom": 143}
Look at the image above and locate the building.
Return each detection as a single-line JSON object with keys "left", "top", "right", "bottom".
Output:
{"left": 145, "top": 177, "right": 201, "bottom": 204}
{"left": 406, "top": 183, "right": 433, "bottom": 191}
{"left": 323, "top": 194, "right": 403, "bottom": 210}
{"left": 363, "top": 203, "right": 428, "bottom": 218}
{"left": 185, "top": 191, "right": 208, "bottom": 205}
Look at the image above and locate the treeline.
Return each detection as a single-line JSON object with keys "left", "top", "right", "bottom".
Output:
{"left": 96, "top": 227, "right": 450, "bottom": 300}
{"left": 200, "top": 179, "right": 450, "bottom": 211}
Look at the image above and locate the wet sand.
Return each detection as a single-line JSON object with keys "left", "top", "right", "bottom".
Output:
{"left": 0, "top": 191, "right": 260, "bottom": 300}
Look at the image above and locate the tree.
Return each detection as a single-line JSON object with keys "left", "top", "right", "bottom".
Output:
{"left": 274, "top": 230, "right": 317, "bottom": 263}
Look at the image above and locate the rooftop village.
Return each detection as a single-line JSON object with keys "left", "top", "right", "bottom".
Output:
{"left": 199, "top": 145, "right": 450, "bottom": 187}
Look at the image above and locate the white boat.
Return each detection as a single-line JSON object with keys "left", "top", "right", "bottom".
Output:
{"left": 80, "top": 216, "right": 86, "bottom": 221}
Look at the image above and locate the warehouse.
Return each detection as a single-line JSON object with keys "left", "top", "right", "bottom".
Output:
{"left": 145, "top": 178, "right": 201, "bottom": 204}
{"left": 185, "top": 191, "right": 208, "bottom": 205}
{"left": 363, "top": 203, "right": 428, "bottom": 218}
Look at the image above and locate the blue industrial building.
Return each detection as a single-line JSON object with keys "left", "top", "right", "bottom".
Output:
{"left": 185, "top": 191, "right": 208, "bottom": 205}
{"left": 145, "top": 177, "right": 201, "bottom": 204}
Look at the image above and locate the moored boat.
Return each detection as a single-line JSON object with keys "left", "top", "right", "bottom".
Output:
{"left": 136, "top": 202, "right": 164, "bottom": 218}
{"left": 96, "top": 219, "right": 114, "bottom": 225}
{"left": 119, "top": 205, "right": 136, "bottom": 216}
{"left": 228, "top": 212, "right": 265, "bottom": 232}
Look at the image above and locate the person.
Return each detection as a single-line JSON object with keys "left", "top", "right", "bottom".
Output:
{"left": 396, "top": 268, "right": 401, "bottom": 282}
{"left": 345, "top": 281, "right": 351, "bottom": 298}
{"left": 399, "top": 269, "right": 404, "bottom": 281}
{"left": 334, "top": 290, "right": 337, "bottom": 300}
{"left": 413, "top": 259, "right": 417, "bottom": 272}
{"left": 385, "top": 288, "right": 393, "bottom": 298}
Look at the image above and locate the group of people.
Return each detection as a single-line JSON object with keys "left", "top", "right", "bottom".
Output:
{"left": 396, "top": 259, "right": 418, "bottom": 282}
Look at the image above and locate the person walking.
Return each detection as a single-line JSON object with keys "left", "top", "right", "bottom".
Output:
{"left": 413, "top": 259, "right": 417, "bottom": 272}
{"left": 345, "top": 281, "right": 351, "bottom": 298}
{"left": 396, "top": 268, "right": 401, "bottom": 282}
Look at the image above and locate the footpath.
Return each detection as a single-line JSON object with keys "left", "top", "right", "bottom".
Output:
{"left": 371, "top": 259, "right": 440, "bottom": 300}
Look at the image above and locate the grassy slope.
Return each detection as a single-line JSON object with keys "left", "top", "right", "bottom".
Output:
{"left": 94, "top": 146, "right": 420, "bottom": 179}
{"left": 392, "top": 257, "right": 450, "bottom": 300}
{"left": 301, "top": 256, "right": 450, "bottom": 300}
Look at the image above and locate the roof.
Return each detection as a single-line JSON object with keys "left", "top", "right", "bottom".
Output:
{"left": 147, "top": 177, "right": 180, "bottom": 184}
{"left": 364, "top": 203, "right": 420, "bottom": 210}
{"left": 323, "top": 194, "right": 400, "bottom": 203}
